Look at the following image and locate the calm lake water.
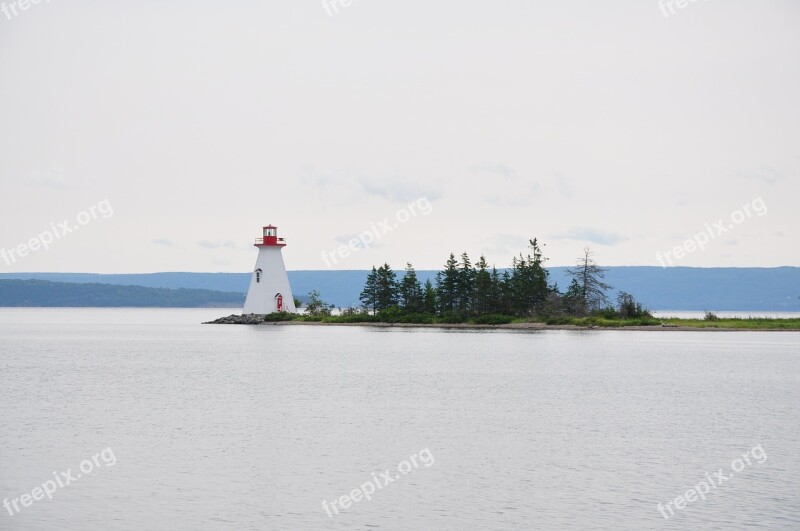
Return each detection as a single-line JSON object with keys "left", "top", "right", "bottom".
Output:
{"left": 1, "top": 308, "right": 799, "bottom": 530}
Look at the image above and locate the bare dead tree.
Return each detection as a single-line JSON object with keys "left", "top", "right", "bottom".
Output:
{"left": 566, "top": 247, "right": 612, "bottom": 311}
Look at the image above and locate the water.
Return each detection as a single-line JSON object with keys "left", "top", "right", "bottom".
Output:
{"left": 1, "top": 308, "right": 799, "bottom": 530}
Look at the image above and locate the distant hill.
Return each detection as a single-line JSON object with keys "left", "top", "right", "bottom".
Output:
{"left": 0, "top": 280, "right": 245, "bottom": 308}
{"left": 0, "top": 267, "right": 798, "bottom": 310}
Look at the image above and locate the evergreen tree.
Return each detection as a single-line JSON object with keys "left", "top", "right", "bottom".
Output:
{"left": 488, "top": 266, "right": 503, "bottom": 314}
{"left": 563, "top": 278, "right": 586, "bottom": 315}
{"left": 359, "top": 266, "right": 379, "bottom": 314}
{"left": 473, "top": 256, "right": 493, "bottom": 315}
{"left": 499, "top": 270, "right": 514, "bottom": 315}
{"left": 423, "top": 279, "right": 437, "bottom": 314}
{"left": 528, "top": 238, "right": 550, "bottom": 313}
{"left": 509, "top": 255, "right": 528, "bottom": 314}
{"left": 542, "top": 290, "right": 564, "bottom": 317}
{"left": 617, "top": 291, "right": 650, "bottom": 319}
{"left": 374, "top": 263, "right": 399, "bottom": 311}
{"left": 399, "top": 263, "right": 424, "bottom": 313}
{"left": 508, "top": 239, "right": 549, "bottom": 316}
{"left": 436, "top": 253, "right": 459, "bottom": 315}
{"left": 456, "top": 252, "right": 476, "bottom": 315}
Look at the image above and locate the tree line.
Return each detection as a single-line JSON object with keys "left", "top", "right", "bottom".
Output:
{"left": 353, "top": 239, "right": 650, "bottom": 321}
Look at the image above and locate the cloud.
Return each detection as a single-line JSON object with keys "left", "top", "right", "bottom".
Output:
{"left": 483, "top": 179, "right": 541, "bottom": 207}
{"left": 198, "top": 240, "right": 236, "bottom": 249}
{"left": 551, "top": 228, "right": 624, "bottom": 246}
{"left": 152, "top": 238, "right": 175, "bottom": 247}
{"left": 736, "top": 165, "right": 783, "bottom": 185}
{"left": 474, "top": 163, "right": 574, "bottom": 207}
{"left": 471, "top": 162, "right": 515, "bottom": 179}
{"left": 483, "top": 187, "right": 538, "bottom": 207}
{"left": 298, "top": 165, "right": 441, "bottom": 205}
{"left": 27, "top": 167, "right": 69, "bottom": 189}
{"left": 358, "top": 176, "right": 441, "bottom": 203}
{"left": 298, "top": 164, "right": 334, "bottom": 188}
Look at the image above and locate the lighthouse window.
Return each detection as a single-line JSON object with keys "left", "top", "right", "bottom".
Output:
{"left": 255, "top": 268, "right": 262, "bottom": 283}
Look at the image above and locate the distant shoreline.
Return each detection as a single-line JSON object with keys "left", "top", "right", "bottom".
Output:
{"left": 2, "top": 269, "right": 799, "bottom": 312}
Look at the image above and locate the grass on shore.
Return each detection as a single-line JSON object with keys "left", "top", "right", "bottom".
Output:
{"left": 264, "top": 312, "right": 516, "bottom": 325}
{"left": 659, "top": 317, "right": 800, "bottom": 329}
{"left": 263, "top": 312, "right": 800, "bottom": 329}
{"left": 543, "top": 316, "right": 662, "bottom": 327}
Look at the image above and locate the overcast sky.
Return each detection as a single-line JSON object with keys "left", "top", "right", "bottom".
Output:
{"left": 1, "top": 0, "right": 798, "bottom": 273}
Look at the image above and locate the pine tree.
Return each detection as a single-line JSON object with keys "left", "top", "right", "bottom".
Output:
{"left": 617, "top": 291, "right": 649, "bottom": 319}
{"left": 456, "top": 252, "right": 476, "bottom": 315}
{"left": 374, "top": 263, "right": 399, "bottom": 311}
{"left": 359, "top": 266, "right": 379, "bottom": 314}
{"left": 563, "top": 278, "right": 586, "bottom": 315}
{"left": 423, "top": 279, "right": 437, "bottom": 314}
{"left": 499, "top": 270, "right": 514, "bottom": 315}
{"left": 399, "top": 263, "right": 424, "bottom": 313}
{"left": 435, "top": 253, "right": 459, "bottom": 315}
{"left": 473, "top": 255, "right": 493, "bottom": 315}
{"left": 488, "top": 266, "right": 503, "bottom": 314}
{"left": 508, "top": 238, "right": 549, "bottom": 316}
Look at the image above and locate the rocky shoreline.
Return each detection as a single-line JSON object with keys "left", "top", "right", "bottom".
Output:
{"left": 203, "top": 313, "right": 266, "bottom": 325}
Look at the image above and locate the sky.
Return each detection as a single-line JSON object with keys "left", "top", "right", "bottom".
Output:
{"left": 1, "top": 0, "right": 798, "bottom": 273}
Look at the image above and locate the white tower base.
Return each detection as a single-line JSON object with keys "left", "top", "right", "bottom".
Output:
{"left": 243, "top": 246, "right": 296, "bottom": 315}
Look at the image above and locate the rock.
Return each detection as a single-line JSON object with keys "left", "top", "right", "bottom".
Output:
{"left": 203, "top": 313, "right": 265, "bottom": 325}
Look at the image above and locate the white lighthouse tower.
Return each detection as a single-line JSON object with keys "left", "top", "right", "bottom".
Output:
{"left": 242, "top": 225, "right": 297, "bottom": 315}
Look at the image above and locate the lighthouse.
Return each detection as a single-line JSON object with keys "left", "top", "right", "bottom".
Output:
{"left": 242, "top": 225, "right": 297, "bottom": 314}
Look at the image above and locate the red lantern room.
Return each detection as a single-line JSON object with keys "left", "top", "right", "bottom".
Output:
{"left": 254, "top": 225, "right": 286, "bottom": 247}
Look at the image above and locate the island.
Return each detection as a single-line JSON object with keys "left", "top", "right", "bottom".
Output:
{"left": 206, "top": 239, "right": 800, "bottom": 331}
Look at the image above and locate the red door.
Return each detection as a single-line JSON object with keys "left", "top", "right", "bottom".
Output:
{"left": 276, "top": 294, "right": 283, "bottom": 312}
